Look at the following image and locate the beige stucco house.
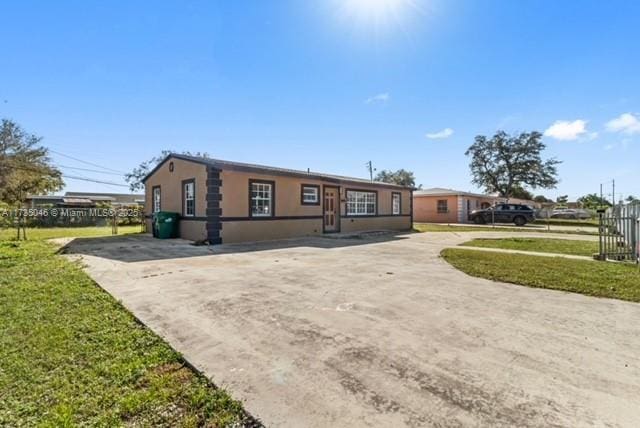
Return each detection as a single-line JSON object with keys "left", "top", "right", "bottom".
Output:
{"left": 413, "top": 187, "right": 538, "bottom": 224}
{"left": 143, "top": 154, "right": 413, "bottom": 244}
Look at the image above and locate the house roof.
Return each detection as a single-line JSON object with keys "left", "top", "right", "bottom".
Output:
{"left": 142, "top": 153, "right": 413, "bottom": 189}
{"left": 26, "top": 195, "right": 64, "bottom": 200}
{"left": 64, "top": 192, "right": 143, "bottom": 203}
{"left": 62, "top": 197, "right": 94, "bottom": 205}
{"left": 413, "top": 187, "right": 491, "bottom": 198}
{"left": 413, "top": 188, "right": 538, "bottom": 206}
{"left": 26, "top": 192, "right": 144, "bottom": 204}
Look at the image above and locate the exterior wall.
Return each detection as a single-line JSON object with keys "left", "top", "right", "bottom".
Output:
{"left": 413, "top": 193, "right": 540, "bottom": 224}
{"left": 220, "top": 219, "right": 323, "bottom": 244}
{"left": 459, "top": 196, "right": 495, "bottom": 223}
{"left": 413, "top": 195, "right": 459, "bottom": 223}
{"left": 341, "top": 216, "right": 410, "bottom": 233}
{"left": 220, "top": 171, "right": 325, "bottom": 218}
{"left": 219, "top": 169, "right": 411, "bottom": 244}
{"left": 144, "top": 157, "right": 412, "bottom": 244}
{"left": 144, "top": 157, "right": 208, "bottom": 242}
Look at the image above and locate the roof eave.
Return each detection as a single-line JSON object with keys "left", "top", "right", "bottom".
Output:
{"left": 142, "top": 153, "right": 412, "bottom": 190}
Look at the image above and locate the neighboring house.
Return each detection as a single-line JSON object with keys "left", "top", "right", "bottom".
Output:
{"left": 26, "top": 192, "right": 144, "bottom": 208}
{"left": 65, "top": 192, "right": 145, "bottom": 207}
{"left": 413, "top": 187, "right": 538, "bottom": 223}
{"left": 142, "top": 154, "right": 413, "bottom": 244}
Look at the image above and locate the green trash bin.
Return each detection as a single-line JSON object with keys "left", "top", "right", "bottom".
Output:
{"left": 153, "top": 211, "right": 180, "bottom": 239}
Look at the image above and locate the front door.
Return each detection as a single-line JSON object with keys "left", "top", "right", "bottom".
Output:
{"left": 323, "top": 187, "right": 340, "bottom": 232}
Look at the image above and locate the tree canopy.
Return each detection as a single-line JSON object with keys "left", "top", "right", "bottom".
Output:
{"left": 374, "top": 169, "right": 419, "bottom": 188}
{"left": 533, "top": 194, "right": 553, "bottom": 203}
{"left": 626, "top": 195, "right": 639, "bottom": 204}
{"left": 577, "top": 193, "right": 612, "bottom": 209}
{"left": 0, "top": 119, "right": 63, "bottom": 206}
{"left": 509, "top": 186, "right": 534, "bottom": 200}
{"left": 465, "top": 131, "right": 560, "bottom": 200}
{"left": 125, "top": 150, "right": 210, "bottom": 192}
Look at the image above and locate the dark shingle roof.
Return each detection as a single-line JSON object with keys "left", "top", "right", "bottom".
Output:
{"left": 143, "top": 153, "right": 412, "bottom": 189}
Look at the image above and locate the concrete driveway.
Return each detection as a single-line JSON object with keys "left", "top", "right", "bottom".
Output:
{"left": 62, "top": 232, "right": 640, "bottom": 427}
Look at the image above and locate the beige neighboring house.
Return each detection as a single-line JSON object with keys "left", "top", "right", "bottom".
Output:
{"left": 142, "top": 154, "right": 413, "bottom": 244}
{"left": 413, "top": 187, "right": 538, "bottom": 224}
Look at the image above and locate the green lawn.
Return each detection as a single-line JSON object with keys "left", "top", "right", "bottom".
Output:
{"left": 441, "top": 248, "right": 640, "bottom": 302}
{"left": 0, "top": 238, "right": 252, "bottom": 426}
{"left": 460, "top": 237, "right": 599, "bottom": 257}
{"left": 532, "top": 218, "right": 599, "bottom": 227}
{"left": 0, "top": 225, "right": 143, "bottom": 241}
{"left": 413, "top": 223, "right": 598, "bottom": 235}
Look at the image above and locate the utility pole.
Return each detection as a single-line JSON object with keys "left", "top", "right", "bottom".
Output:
{"left": 366, "top": 161, "right": 375, "bottom": 182}
{"left": 612, "top": 179, "right": 616, "bottom": 207}
{"left": 600, "top": 183, "right": 603, "bottom": 207}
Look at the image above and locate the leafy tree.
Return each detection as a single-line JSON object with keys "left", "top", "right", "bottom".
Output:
{"left": 465, "top": 131, "right": 560, "bottom": 200}
{"left": 533, "top": 194, "right": 553, "bottom": 203}
{"left": 0, "top": 119, "right": 64, "bottom": 203}
{"left": 0, "top": 119, "right": 63, "bottom": 239}
{"left": 509, "top": 186, "right": 534, "bottom": 200}
{"left": 556, "top": 195, "right": 569, "bottom": 205}
{"left": 125, "top": 150, "right": 210, "bottom": 192}
{"left": 576, "top": 193, "right": 611, "bottom": 209}
{"left": 626, "top": 195, "right": 639, "bottom": 204}
{"left": 374, "top": 169, "right": 419, "bottom": 188}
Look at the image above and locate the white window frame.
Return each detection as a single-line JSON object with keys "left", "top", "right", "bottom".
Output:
{"left": 250, "top": 180, "right": 274, "bottom": 217}
{"left": 301, "top": 185, "right": 319, "bottom": 205}
{"left": 392, "top": 193, "right": 401, "bottom": 215}
{"left": 183, "top": 181, "right": 195, "bottom": 217}
{"left": 152, "top": 186, "right": 161, "bottom": 213}
{"left": 346, "top": 190, "right": 376, "bottom": 216}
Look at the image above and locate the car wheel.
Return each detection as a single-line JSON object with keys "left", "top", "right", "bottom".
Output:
{"left": 474, "top": 216, "right": 485, "bottom": 224}
{"left": 514, "top": 216, "right": 526, "bottom": 226}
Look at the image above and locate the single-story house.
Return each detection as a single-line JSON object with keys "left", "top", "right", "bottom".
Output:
{"left": 64, "top": 192, "right": 145, "bottom": 207}
{"left": 413, "top": 187, "right": 538, "bottom": 223}
{"left": 142, "top": 154, "right": 413, "bottom": 244}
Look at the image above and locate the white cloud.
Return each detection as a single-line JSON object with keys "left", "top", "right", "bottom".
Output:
{"left": 543, "top": 119, "right": 588, "bottom": 141}
{"left": 604, "top": 143, "right": 615, "bottom": 151}
{"left": 425, "top": 128, "right": 454, "bottom": 139}
{"left": 365, "top": 93, "right": 390, "bottom": 104}
{"left": 606, "top": 113, "right": 640, "bottom": 135}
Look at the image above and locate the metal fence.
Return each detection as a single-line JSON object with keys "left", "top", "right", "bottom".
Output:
{"left": 0, "top": 206, "right": 146, "bottom": 240}
{"left": 598, "top": 203, "right": 640, "bottom": 263}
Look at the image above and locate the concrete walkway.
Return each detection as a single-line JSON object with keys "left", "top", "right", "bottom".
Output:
{"left": 62, "top": 231, "right": 640, "bottom": 427}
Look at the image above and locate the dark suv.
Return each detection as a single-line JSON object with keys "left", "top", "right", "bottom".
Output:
{"left": 469, "top": 203, "right": 535, "bottom": 226}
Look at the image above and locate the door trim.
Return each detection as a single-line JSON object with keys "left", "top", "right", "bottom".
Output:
{"left": 322, "top": 185, "right": 341, "bottom": 233}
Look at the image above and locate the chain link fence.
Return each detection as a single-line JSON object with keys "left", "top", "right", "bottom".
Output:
{"left": 0, "top": 204, "right": 146, "bottom": 240}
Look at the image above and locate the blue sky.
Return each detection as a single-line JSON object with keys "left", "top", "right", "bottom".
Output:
{"left": 1, "top": 0, "right": 638, "bottom": 201}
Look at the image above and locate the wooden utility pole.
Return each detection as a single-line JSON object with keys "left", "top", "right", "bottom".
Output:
{"left": 366, "top": 161, "right": 374, "bottom": 181}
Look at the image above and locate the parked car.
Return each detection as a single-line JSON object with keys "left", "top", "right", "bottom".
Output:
{"left": 550, "top": 208, "right": 592, "bottom": 220}
{"left": 469, "top": 204, "right": 536, "bottom": 226}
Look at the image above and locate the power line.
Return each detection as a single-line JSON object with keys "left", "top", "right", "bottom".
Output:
{"left": 8, "top": 163, "right": 129, "bottom": 188}
{"left": 57, "top": 164, "right": 124, "bottom": 176}
{"left": 62, "top": 175, "right": 129, "bottom": 187}
{"left": 49, "top": 149, "right": 127, "bottom": 174}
